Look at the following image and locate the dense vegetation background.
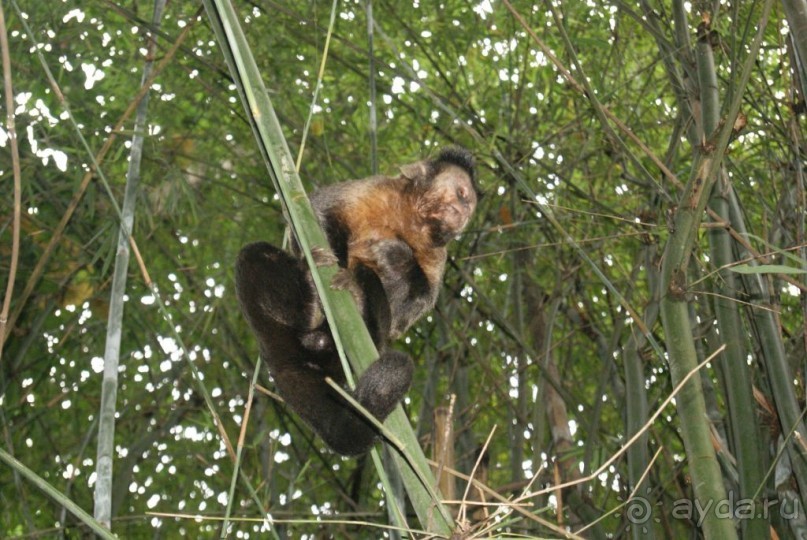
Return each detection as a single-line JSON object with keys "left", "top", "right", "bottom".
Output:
{"left": 1, "top": 0, "right": 806, "bottom": 538}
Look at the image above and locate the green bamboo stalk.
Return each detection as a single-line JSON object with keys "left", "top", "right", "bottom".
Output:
{"left": 781, "top": 0, "right": 807, "bottom": 93}
{"left": 659, "top": 286, "right": 734, "bottom": 540}
{"left": 220, "top": 359, "right": 276, "bottom": 540}
{"left": 727, "top": 189, "right": 807, "bottom": 504}
{"left": 94, "top": 0, "right": 165, "bottom": 528}
{"left": 510, "top": 196, "right": 527, "bottom": 485}
{"left": 623, "top": 242, "right": 658, "bottom": 540}
{"left": 658, "top": 2, "right": 774, "bottom": 538}
{"left": 295, "top": 0, "right": 337, "bottom": 172}
{"left": 697, "top": 17, "right": 768, "bottom": 539}
{"left": 0, "top": 0, "right": 21, "bottom": 365}
{"left": 529, "top": 292, "right": 605, "bottom": 538}
{"left": 202, "top": 1, "right": 453, "bottom": 534}
{"left": 366, "top": 0, "right": 378, "bottom": 175}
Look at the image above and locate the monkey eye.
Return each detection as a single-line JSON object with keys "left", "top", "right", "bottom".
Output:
{"left": 456, "top": 186, "right": 469, "bottom": 202}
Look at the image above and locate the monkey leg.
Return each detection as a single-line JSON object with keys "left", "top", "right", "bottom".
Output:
{"left": 353, "top": 350, "right": 414, "bottom": 421}
{"left": 322, "top": 350, "right": 413, "bottom": 455}
{"left": 277, "top": 350, "right": 413, "bottom": 456}
{"left": 235, "top": 241, "right": 324, "bottom": 332}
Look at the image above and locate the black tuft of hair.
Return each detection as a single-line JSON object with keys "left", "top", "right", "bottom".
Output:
{"left": 434, "top": 145, "right": 476, "bottom": 183}
{"left": 433, "top": 145, "right": 482, "bottom": 198}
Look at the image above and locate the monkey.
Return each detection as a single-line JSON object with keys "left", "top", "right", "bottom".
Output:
{"left": 235, "top": 146, "right": 477, "bottom": 456}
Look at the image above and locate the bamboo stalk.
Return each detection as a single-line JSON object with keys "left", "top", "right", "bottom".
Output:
{"left": 697, "top": 14, "right": 768, "bottom": 539}
{"left": 656, "top": 2, "right": 775, "bottom": 538}
{"left": 94, "top": 0, "right": 166, "bottom": 528}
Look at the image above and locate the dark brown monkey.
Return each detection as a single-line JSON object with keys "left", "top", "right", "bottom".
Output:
{"left": 235, "top": 146, "right": 477, "bottom": 456}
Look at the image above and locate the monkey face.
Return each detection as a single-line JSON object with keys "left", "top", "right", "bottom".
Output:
{"left": 417, "top": 164, "right": 477, "bottom": 245}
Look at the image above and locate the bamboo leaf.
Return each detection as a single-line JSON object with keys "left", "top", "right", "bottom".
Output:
{"left": 0, "top": 448, "right": 115, "bottom": 540}
{"left": 729, "top": 264, "right": 807, "bottom": 275}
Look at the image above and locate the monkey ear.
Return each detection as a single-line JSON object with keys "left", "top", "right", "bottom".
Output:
{"left": 400, "top": 161, "right": 428, "bottom": 181}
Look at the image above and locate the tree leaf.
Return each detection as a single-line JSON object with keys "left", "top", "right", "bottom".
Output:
{"left": 729, "top": 264, "right": 807, "bottom": 275}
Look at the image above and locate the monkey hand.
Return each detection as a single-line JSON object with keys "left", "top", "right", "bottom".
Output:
{"left": 311, "top": 246, "right": 339, "bottom": 267}
{"left": 300, "top": 329, "right": 334, "bottom": 351}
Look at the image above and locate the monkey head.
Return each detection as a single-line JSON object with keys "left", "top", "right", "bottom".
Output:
{"left": 401, "top": 146, "right": 479, "bottom": 246}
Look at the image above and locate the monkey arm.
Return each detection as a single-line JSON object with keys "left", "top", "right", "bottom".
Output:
{"left": 367, "top": 239, "right": 438, "bottom": 339}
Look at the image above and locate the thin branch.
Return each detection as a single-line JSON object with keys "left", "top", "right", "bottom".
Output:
{"left": 0, "top": 0, "right": 22, "bottom": 363}
{"left": 514, "top": 346, "right": 724, "bottom": 503}
{"left": 93, "top": 0, "right": 166, "bottom": 528}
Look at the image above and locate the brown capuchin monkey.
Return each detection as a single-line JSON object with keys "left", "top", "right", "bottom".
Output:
{"left": 235, "top": 146, "right": 478, "bottom": 456}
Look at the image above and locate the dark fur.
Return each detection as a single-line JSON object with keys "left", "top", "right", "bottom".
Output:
{"left": 236, "top": 146, "right": 477, "bottom": 455}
